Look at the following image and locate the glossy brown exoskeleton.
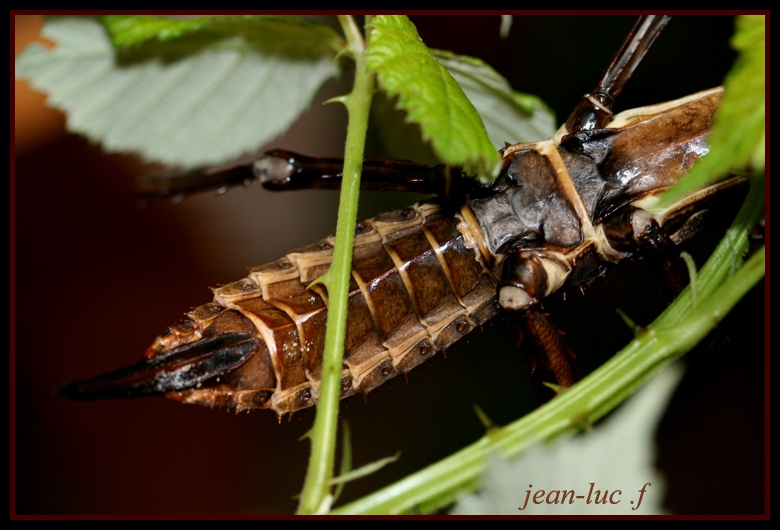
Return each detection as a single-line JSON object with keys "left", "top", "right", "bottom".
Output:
{"left": 60, "top": 16, "right": 746, "bottom": 415}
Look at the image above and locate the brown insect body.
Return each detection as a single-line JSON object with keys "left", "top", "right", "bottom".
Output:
{"left": 156, "top": 201, "right": 500, "bottom": 415}
{"left": 61, "top": 87, "right": 742, "bottom": 418}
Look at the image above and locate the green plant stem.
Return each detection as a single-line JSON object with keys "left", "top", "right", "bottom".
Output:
{"left": 296, "top": 15, "right": 374, "bottom": 515}
{"left": 332, "top": 181, "right": 765, "bottom": 515}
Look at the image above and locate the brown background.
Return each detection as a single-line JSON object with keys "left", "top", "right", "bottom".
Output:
{"left": 13, "top": 14, "right": 765, "bottom": 515}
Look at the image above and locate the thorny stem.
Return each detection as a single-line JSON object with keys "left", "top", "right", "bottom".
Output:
{"left": 296, "top": 15, "right": 374, "bottom": 515}
{"left": 331, "top": 181, "right": 764, "bottom": 515}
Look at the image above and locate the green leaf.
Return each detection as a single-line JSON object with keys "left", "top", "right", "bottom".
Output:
{"left": 15, "top": 15, "right": 343, "bottom": 168}
{"left": 660, "top": 15, "right": 765, "bottom": 205}
{"left": 716, "top": 15, "right": 766, "bottom": 172}
{"left": 451, "top": 364, "right": 682, "bottom": 515}
{"left": 367, "top": 15, "right": 501, "bottom": 182}
{"left": 102, "top": 15, "right": 221, "bottom": 47}
{"left": 371, "top": 51, "right": 555, "bottom": 166}
{"left": 101, "top": 14, "right": 343, "bottom": 52}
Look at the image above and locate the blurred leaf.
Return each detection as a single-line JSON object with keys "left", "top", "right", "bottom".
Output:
{"left": 370, "top": 50, "right": 555, "bottom": 167}
{"left": 451, "top": 364, "right": 684, "bottom": 515}
{"left": 15, "top": 15, "right": 343, "bottom": 168}
{"left": 367, "top": 15, "right": 500, "bottom": 182}
{"left": 369, "top": 91, "right": 438, "bottom": 165}
{"left": 434, "top": 50, "right": 556, "bottom": 145}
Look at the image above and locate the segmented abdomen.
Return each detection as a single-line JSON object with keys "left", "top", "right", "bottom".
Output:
{"left": 148, "top": 201, "right": 499, "bottom": 416}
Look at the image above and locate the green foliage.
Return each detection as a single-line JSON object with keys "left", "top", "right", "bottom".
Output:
{"left": 366, "top": 16, "right": 502, "bottom": 181}
{"left": 15, "top": 15, "right": 543, "bottom": 176}
{"left": 101, "top": 14, "right": 341, "bottom": 49}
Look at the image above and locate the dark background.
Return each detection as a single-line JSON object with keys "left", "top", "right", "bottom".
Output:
{"left": 13, "top": 14, "right": 765, "bottom": 516}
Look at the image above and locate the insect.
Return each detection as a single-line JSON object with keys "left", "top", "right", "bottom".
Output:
{"left": 54, "top": 17, "right": 743, "bottom": 418}
{"left": 58, "top": 15, "right": 748, "bottom": 419}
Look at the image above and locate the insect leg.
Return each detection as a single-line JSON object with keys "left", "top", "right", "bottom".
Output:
{"left": 602, "top": 174, "right": 749, "bottom": 301}
{"left": 566, "top": 15, "right": 671, "bottom": 133}
{"left": 136, "top": 162, "right": 260, "bottom": 202}
{"left": 137, "top": 149, "right": 480, "bottom": 202}
{"left": 636, "top": 221, "right": 691, "bottom": 298}
{"left": 498, "top": 249, "right": 580, "bottom": 403}
{"left": 254, "top": 149, "right": 479, "bottom": 198}
{"left": 507, "top": 308, "right": 580, "bottom": 404}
